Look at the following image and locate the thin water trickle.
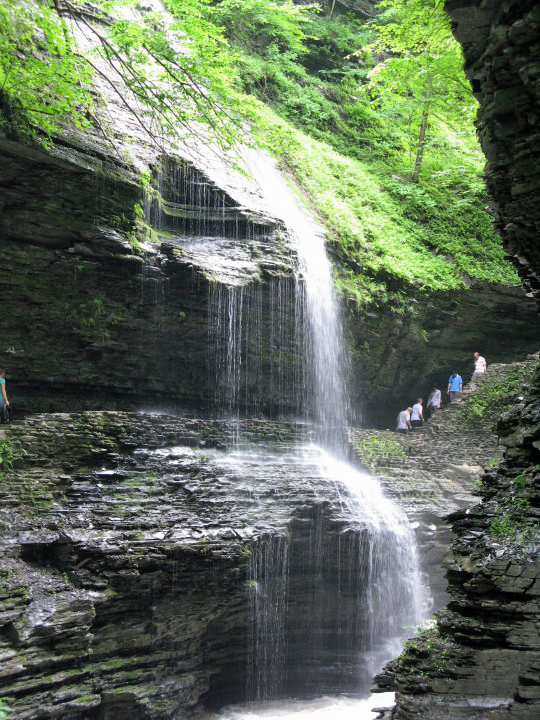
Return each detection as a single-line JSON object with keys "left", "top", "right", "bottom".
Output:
{"left": 247, "top": 536, "right": 290, "bottom": 702}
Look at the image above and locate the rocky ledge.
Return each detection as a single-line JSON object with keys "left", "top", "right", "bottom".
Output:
{"left": 375, "top": 359, "right": 540, "bottom": 719}
{"left": 0, "top": 412, "right": 417, "bottom": 719}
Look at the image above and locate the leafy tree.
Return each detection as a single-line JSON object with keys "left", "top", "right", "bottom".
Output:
{"left": 0, "top": 0, "right": 94, "bottom": 142}
{"left": 0, "top": 0, "right": 243, "bottom": 150}
{"left": 212, "top": 0, "right": 313, "bottom": 59}
{"left": 365, "top": 0, "right": 476, "bottom": 181}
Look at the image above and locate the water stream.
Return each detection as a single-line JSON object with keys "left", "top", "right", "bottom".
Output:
{"left": 148, "top": 151, "right": 426, "bottom": 719}
{"left": 205, "top": 151, "right": 425, "bottom": 719}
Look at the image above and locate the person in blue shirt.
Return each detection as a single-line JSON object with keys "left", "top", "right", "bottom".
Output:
{"left": 447, "top": 371, "right": 463, "bottom": 401}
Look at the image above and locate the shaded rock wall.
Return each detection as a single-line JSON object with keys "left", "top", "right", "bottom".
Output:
{"left": 1, "top": 132, "right": 538, "bottom": 425}
{"left": 347, "top": 285, "right": 540, "bottom": 426}
{"left": 0, "top": 412, "right": 404, "bottom": 719}
{"left": 446, "top": 0, "right": 540, "bottom": 304}
{"left": 0, "top": 137, "right": 305, "bottom": 418}
{"left": 375, "top": 364, "right": 540, "bottom": 720}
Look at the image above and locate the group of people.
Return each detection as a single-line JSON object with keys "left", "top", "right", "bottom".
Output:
{"left": 396, "top": 352, "right": 487, "bottom": 433}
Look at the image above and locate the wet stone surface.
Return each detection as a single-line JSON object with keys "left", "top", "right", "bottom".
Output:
{"left": 374, "top": 361, "right": 540, "bottom": 719}
{"left": 0, "top": 412, "right": 406, "bottom": 719}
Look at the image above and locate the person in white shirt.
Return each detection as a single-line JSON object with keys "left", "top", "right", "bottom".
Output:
{"left": 396, "top": 407, "right": 412, "bottom": 434}
{"left": 471, "top": 351, "right": 487, "bottom": 383}
{"left": 427, "top": 386, "right": 441, "bottom": 417}
{"left": 410, "top": 398, "right": 424, "bottom": 430}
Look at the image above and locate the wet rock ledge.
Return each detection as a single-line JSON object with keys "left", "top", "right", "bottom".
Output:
{"left": 0, "top": 412, "right": 385, "bottom": 719}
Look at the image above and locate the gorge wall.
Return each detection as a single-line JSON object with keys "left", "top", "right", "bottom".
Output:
{"left": 1, "top": 130, "right": 538, "bottom": 426}
{"left": 446, "top": 0, "right": 540, "bottom": 304}
{"left": 1, "top": 0, "right": 538, "bottom": 425}
{"left": 373, "top": 3, "right": 540, "bottom": 718}
{"left": 0, "top": 412, "right": 421, "bottom": 719}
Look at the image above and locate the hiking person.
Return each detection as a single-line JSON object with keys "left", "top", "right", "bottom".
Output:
{"left": 427, "top": 386, "right": 441, "bottom": 417}
{"left": 447, "top": 371, "right": 463, "bottom": 401}
{"left": 471, "top": 351, "right": 487, "bottom": 383}
{"left": 0, "top": 369, "right": 9, "bottom": 420}
{"left": 396, "top": 407, "right": 412, "bottom": 434}
{"left": 410, "top": 398, "right": 424, "bottom": 430}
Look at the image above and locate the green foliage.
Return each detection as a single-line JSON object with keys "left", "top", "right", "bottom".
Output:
{"left": 0, "top": 1, "right": 93, "bottom": 141}
{"left": 489, "top": 497, "right": 533, "bottom": 540}
{"left": 1, "top": 0, "right": 517, "bottom": 301}
{"left": 232, "top": 2, "right": 517, "bottom": 305}
{"left": 1, "top": 0, "right": 244, "bottom": 149}
{"left": 460, "top": 364, "right": 537, "bottom": 425}
{"left": 354, "top": 432, "right": 407, "bottom": 467}
{"left": 0, "top": 439, "right": 21, "bottom": 476}
{"left": 366, "top": 0, "right": 476, "bottom": 181}
{"left": 0, "top": 697, "right": 12, "bottom": 719}
{"left": 213, "top": 0, "right": 314, "bottom": 58}
{"left": 251, "top": 106, "right": 515, "bottom": 306}
{"left": 488, "top": 463, "right": 539, "bottom": 540}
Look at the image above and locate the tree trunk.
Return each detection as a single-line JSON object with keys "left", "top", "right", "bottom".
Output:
{"left": 411, "top": 109, "right": 429, "bottom": 182}
{"left": 411, "top": 75, "right": 433, "bottom": 183}
{"left": 329, "top": 0, "right": 338, "bottom": 20}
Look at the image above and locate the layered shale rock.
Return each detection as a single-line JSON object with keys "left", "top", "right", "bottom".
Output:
{"left": 0, "top": 412, "right": 409, "bottom": 719}
{"left": 375, "top": 361, "right": 540, "bottom": 719}
{"left": 446, "top": 0, "right": 540, "bottom": 304}
{"left": 1, "top": 126, "right": 538, "bottom": 423}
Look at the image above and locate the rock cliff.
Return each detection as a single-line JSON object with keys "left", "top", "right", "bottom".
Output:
{"left": 1, "top": 362, "right": 524, "bottom": 719}
{"left": 374, "top": 3, "right": 540, "bottom": 714}
{"left": 1, "top": 128, "right": 538, "bottom": 425}
{"left": 0, "top": 412, "right": 418, "bottom": 719}
{"left": 375, "top": 361, "right": 540, "bottom": 719}
{"left": 446, "top": 0, "right": 540, "bottom": 304}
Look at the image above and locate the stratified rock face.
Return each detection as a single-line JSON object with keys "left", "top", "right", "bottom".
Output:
{"left": 446, "top": 0, "right": 540, "bottom": 304}
{"left": 2, "top": 126, "right": 538, "bottom": 424}
{"left": 0, "top": 412, "right": 410, "bottom": 719}
{"left": 375, "top": 366, "right": 540, "bottom": 719}
{"left": 0, "top": 135, "right": 306, "bottom": 418}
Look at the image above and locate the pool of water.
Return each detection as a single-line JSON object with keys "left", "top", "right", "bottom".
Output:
{"left": 210, "top": 693, "right": 395, "bottom": 720}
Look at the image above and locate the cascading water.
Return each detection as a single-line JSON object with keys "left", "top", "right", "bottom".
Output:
{"left": 211, "top": 150, "right": 427, "bottom": 718}
{"left": 242, "top": 151, "right": 352, "bottom": 451}
{"left": 147, "top": 150, "right": 426, "bottom": 720}
{"left": 247, "top": 536, "right": 290, "bottom": 702}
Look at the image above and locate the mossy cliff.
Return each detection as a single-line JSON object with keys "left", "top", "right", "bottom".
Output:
{"left": 1, "top": 0, "right": 539, "bottom": 424}
{"left": 373, "top": 2, "right": 540, "bottom": 717}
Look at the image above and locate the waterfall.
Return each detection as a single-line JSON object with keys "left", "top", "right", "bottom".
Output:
{"left": 235, "top": 150, "right": 425, "bottom": 706}
{"left": 243, "top": 151, "right": 351, "bottom": 451}
{"left": 148, "top": 150, "right": 426, "bottom": 716}
{"left": 247, "top": 536, "right": 290, "bottom": 701}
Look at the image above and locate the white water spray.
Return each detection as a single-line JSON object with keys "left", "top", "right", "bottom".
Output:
{"left": 243, "top": 151, "right": 351, "bottom": 448}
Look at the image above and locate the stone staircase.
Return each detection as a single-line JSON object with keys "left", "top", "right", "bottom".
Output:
{"left": 348, "top": 356, "right": 539, "bottom": 609}
{"left": 350, "top": 358, "right": 539, "bottom": 515}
